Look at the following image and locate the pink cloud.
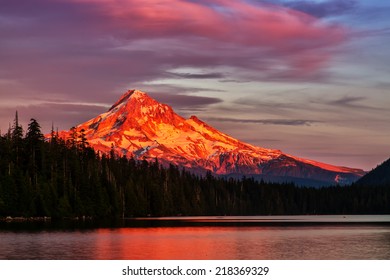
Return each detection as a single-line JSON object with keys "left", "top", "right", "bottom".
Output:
{"left": 68, "top": 0, "right": 347, "bottom": 52}
{"left": 58, "top": 0, "right": 348, "bottom": 79}
{"left": 0, "top": 0, "right": 350, "bottom": 110}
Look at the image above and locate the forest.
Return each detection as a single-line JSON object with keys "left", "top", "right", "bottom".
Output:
{"left": 1, "top": 113, "right": 390, "bottom": 219}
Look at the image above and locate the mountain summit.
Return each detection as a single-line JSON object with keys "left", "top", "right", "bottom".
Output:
{"left": 55, "top": 89, "right": 365, "bottom": 186}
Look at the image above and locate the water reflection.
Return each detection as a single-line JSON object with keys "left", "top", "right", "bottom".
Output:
{"left": 94, "top": 227, "right": 244, "bottom": 259}
{"left": 1, "top": 217, "right": 390, "bottom": 259}
{"left": 85, "top": 226, "right": 390, "bottom": 259}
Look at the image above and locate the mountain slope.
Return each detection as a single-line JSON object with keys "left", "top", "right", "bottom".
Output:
{"left": 54, "top": 89, "right": 365, "bottom": 186}
{"left": 356, "top": 158, "right": 390, "bottom": 186}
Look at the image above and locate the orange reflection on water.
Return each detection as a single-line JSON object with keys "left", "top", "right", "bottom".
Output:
{"left": 93, "top": 226, "right": 257, "bottom": 260}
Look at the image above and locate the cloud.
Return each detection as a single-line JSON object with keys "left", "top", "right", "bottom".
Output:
{"left": 149, "top": 94, "right": 223, "bottom": 109}
{"left": 326, "top": 96, "right": 383, "bottom": 111}
{"left": 0, "top": 0, "right": 349, "bottom": 101}
{"left": 166, "top": 72, "right": 225, "bottom": 79}
{"left": 205, "top": 117, "right": 317, "bottom": 126}
{"left": 0, "top": 102, "right": 109, "bottom": 132}
{"left": 0, "top": 0, "right": 350, "bottom": 132}
{"left": 107, "top": 0, "right": 337, "bottom": 44}
{"left": 281, "top": 0, "right": 357, "bottom": 18}
{"left": 62, "top": 0, "right": 348, "bottom": 75}
{"left": 328, "top": 96, "right": 366, "bottom": 106}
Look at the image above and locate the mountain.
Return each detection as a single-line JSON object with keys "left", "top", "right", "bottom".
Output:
{"left": 356, "top": 158, "right": 390, "bottom": 186}
{"left": 53, "top": 89, "right": 365, "bottom": 186}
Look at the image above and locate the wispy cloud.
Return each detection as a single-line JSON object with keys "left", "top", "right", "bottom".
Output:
{"left": 0, "top": 102, "right": 108, "bottom": 131}
{"left": 328, "top": 96, "right": 366, "bottom": 106}
{"left": 326, "top": 96, "right": 383, "bottom": 110}
{"left": 205, "top": 117, "right": 317, "bottom": 126}
{"left": 280, "top": 0, "right": 357, "bottom": 18}
{"left": 149, "top": 94, "right": 223, "bottom": 109}
{"left": 167, "top": 72, "right": 225, "bottom": 80}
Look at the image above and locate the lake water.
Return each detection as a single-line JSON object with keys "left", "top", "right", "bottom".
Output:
{"left": 1, "top": 215, "right": 390, "bottom": 260}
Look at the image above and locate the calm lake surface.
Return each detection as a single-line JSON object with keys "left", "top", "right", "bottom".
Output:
{"left": 1, "top": 215, "right": 390, "bottom": 260}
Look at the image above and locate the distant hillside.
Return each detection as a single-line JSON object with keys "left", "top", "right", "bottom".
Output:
{"left": 357, "top": 158, "right": 390, "bottom": 186}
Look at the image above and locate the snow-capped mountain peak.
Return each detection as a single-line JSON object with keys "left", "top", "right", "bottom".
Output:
{"left": 54, "top": 89, "right": 365, "bottom": 186}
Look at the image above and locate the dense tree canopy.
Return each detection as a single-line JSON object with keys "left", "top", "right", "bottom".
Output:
{"left": 0, "top": 115, "right": 389, "bottom": 218}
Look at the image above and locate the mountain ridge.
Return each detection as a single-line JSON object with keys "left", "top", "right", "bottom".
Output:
{"left": 356, "top": 157, "right": 390, "bottom": 186}
{"left": 53, "top": 89, "right": 365, "bottom": 186}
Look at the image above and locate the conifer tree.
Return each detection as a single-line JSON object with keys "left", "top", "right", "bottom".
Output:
{"left": 11, "top": 111, "right": 23, "bottom": 141}
{"left": 26, "top": 118, "right": 44, "bottom": 144}
{"left": 26, "top": 118, "right": 44, "bottom": 189}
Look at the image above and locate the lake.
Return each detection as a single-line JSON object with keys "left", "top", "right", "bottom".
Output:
{"left": 1, "top": 215, "right": 390, "bottom": 260}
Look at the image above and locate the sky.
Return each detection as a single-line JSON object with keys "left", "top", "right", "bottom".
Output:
{"left": 1, "top": 0, "right": 389, "bottom": 170}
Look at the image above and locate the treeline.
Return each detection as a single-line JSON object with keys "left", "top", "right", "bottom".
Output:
{"left": 1, "top": 114, "right": 390, "bottom": 218}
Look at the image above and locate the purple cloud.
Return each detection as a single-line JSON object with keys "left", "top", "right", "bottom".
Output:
{"left": 0, "top": 0, "right": 350, "bottom": 132}
{"left": 0, "top": 0, "right": 349, "bottom": 94}
{"left": 260, "top": 0, "right": 357, "bottom": 18}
